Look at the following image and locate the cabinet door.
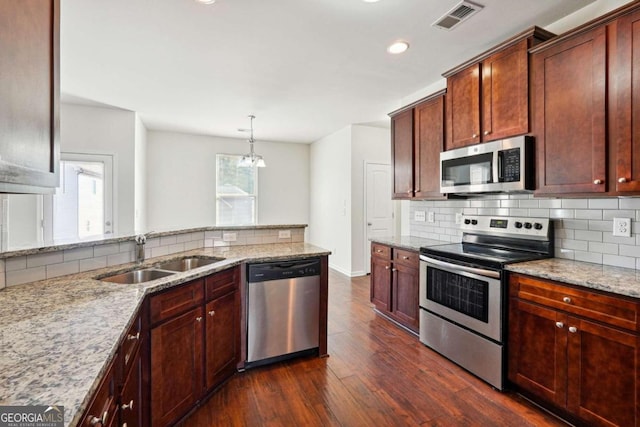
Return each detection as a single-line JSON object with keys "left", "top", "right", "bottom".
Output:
{"left": 566, "top": 316, "right": 639, "bottom": 427}
{"left": 120, "top": 347, "right": 143, "bottom": 427}
{"left": 508, "top": 299, "right": 567, "bottom": 408}
{"left": 151, "top": 307, "right": 204, "bottom": 427}
{"left": 391, "top": 262, "right": 419, "bottom": 332}
{"left": 532, "top": 27, "right": 607, "bottom": 194}
{"left": 0, "top": 0, "right": 60, "bottom": 192}
{"left": 414, "top": 95, "right": 445, "bottom": 199}
{"left": 205, "top": 291, "right": 237, "bottom": 390}
{"left": 370, "top": 255, "right": 391, "bottom": 312}
{"left": 482, "top": 39, "right": 528, "bottom": 141}
{"left": 391, "top": 109, "right": 414, "bottom": 199}
{"left": 615, "top": 9, "right": 640, "bottom": 192}
{"left": 446, "top": 64, "right": 481, "bottom": 150}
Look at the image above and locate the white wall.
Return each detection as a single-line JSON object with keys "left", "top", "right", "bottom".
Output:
{"left": 61, "top": 103, "right": 137, "bottom": 236}
{"left": 146, "top": 130, "right": 309, "bottom": 232}
{"left": 134, "top": 115, "right": 147, "bottom": 233}
{"left": 351, "top": 124, "right": 391, "bottom": 276}
{"left": 309, "top": 127, "right": 352, "bottom": 275}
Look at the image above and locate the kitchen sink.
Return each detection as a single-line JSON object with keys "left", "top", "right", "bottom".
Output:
{"left": 154, "top": 256, "right": 224, "bottom": 272}
{"left": 98, "top": 268, "right": 176, "bottom": 284}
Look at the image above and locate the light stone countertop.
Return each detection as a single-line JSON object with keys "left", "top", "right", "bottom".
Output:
{"left": 506, "top": 258, "right": 640, "bottom": 299}
{"left": 0, "top": 243, "right": 330, "bottom": 427}
{"left": 370, "top": 235, "right": 449, "bottom": 252}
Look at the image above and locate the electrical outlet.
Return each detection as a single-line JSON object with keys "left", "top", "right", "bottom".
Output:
{"left": 455, "top": 213, "right": 463, "bottom": 225}
{"left": 613, "top": 218, "right": 631, "bottom": 237}
{"left": 278, "top": 230, "right": 291, "bottom": 239}
{"left": 222, "top": 232, "right": 237, "bottom": 242}
{"left": 427, "top": 211, "right": 435, "bottom": 223}
{"left": 414, "top": 211, "right": 426, "bottom": 222}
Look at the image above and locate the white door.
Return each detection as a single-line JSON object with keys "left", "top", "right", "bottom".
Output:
{"left": 364, "top": 162, "right": 395, "bottom": 274}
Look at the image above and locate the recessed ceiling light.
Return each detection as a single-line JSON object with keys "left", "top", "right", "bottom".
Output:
{"left": 387, "top": 41, "right": 409, "bottom": 54}
{"left": 196, "top": 0, "right": 216, "bottom": 4}
{"left": 363, "top": 0, "right": 381, "bottom": 2}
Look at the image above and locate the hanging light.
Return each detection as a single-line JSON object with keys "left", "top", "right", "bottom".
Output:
{"left": 238, "top": 115, "right": 266, "bottom": 168}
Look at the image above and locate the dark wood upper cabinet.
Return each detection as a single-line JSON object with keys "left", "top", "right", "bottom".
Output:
{"left": 532, "top": 27, "right": 607, "bottom": 195}
{"left": 0, "top": 0, "right": 60, "bottom": 193}
{"left": 444, "top": 27, "right": 553, "bottom": 151}
{"left": 390, "top": 91, "right": 445, "bottom": 200}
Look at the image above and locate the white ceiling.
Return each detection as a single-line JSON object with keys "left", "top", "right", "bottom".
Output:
{"left": 61, "top": 0, "right": 594, "bottom": 144}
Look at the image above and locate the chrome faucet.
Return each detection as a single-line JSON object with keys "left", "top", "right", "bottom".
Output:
{"left": 135, "top": 232, "right": 153, "bottom": 264}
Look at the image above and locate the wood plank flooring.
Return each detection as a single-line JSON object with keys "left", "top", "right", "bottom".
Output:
{"left": 180, "top": 270, "right": 567, "bottom": 426}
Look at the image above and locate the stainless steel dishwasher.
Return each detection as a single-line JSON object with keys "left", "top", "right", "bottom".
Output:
{"left": 246, "top": 258, "right": 320, "bottom": 367}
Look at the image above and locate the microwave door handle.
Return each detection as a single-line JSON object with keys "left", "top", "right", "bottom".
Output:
{"left": 497, "top": 151, "right": 504, "bottom": 183}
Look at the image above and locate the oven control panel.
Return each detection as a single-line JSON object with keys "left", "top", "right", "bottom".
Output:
{"left": 460, "top": 215, "right": 550, "bottom": 238}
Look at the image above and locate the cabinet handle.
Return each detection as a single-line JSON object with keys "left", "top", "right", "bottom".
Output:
{"left": 619, "top": 177, "right": 628, "bottom": 183}
{"left": 127, "top": 332, "right": 139, "bottom": 341}
{"left": 483, "top": 131, "right": 490, "bottom": 136}
{"left": 569, "top": 326, "right": 578, "bottom": 333}
{"left": 89, "top": 411, "right": 108, "bottom": 426}
{"left": 121, "top": 400, "right": 134, "bottom": 411}
{"left": 196, "top": 317, "right": 203, "bottom": 322}
{"left": 208, "top": 310, "right": 215, "bottom": 316}
{"left": 562, "top": 296, "right": 572, "bottom": 304}
{"left": 593, "top": 179, "right": 603, "bottom": 185}
{"left": 555, "top": 321, "right": 564, "bottom": 329}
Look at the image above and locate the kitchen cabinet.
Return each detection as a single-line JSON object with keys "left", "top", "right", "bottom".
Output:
{"left": 531, "top": 26, "right": 607, "bottom": 195}
{"left": 80, "top": 357, "right": 118, "bottom": 427}
{"left": 390, "top": 90, "right": 446, "bottom": 200}
{"left": 0, "top": 0, "right": 60, "bottom": 193}
{"left": 509, "top": 273, "right": 640, "bottom": 427}
{"left": 444, "top": 27, "right": 553, "bottom": 151}
{"left": 119, "top": 312, "right": 144, "bottom": 427}
{"left": 370, "top": 243, "right": 419, "bottom": 332}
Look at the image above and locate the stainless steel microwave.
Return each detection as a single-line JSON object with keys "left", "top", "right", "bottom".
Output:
{"left": 440, "top": 136, "right": 534, "bottom": 195}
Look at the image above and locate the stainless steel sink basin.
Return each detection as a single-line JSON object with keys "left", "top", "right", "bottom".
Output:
{"left": 154, "top": 257, "right": 224, "bottom": 272}
{"left": 98, "top": 268, "right": 176, "bottom": 284}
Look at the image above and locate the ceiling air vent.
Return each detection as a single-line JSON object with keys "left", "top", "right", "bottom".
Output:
{"left": 432, "top": 1, "right": 484, "bottom": 31}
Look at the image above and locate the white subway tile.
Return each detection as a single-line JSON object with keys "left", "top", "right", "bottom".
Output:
{"left": 246, "top": 236, "right": 263, "bottom": 245}
{"left": 555, "top": 229, "right": 574, "bottom": 239}
{"left": 119, "top": 241, "right": 135, "bottom": 253}
{"left": 107, "top": 252, "right": 134, "bottom": 267}
{"left": 602, "top": 210, "right": 636, "bottom": 220}
{"left": 574, "top": 230, "right": 602, "bottom": 242}
{"left": 0, "top": 259, "right": 4, "bottom": 273}
{"left": 603, "top": 234, "right": 636, "bottom": 245}
{"left": 191, "top": 231, "right": 205, "bottom": 241}
{"left": 79, "top": 256, "right": 108, "bottom": 272}
{"left": 151, "top": 246, "right": 169, "bottom": 257}
{"left": 176, "top": 233, "right": 194, "bottom": 243}
{"left": 528, "top": 209, "right": 550, "bottom": 217}
{"left": 588, "top": 199, "right": 619, "bottom": 209}
{"left": 574, "top": 251, "right": 602, "bottom": 264}
{"left": 575, "top": 209, "right": 602, "bottom": 220}
{"left": 27, "top": 252, "right": 63, "bottom": 268}
{"left": 204, "top": 239, "right": 214, "bottom": 248}
{"left": 94, "top": 243, "right": 121, "bottom": 257}
{"left": 561, "top": 199, "right": 588, "bottom": 209}
{"left": 213, "top": 240, "right": 230, "bottom": 247}
{"left": 205, "top": 231, "right": 222, "bottom": 239}
{"left": 168, "top": 243, "right": 185, "bottom": 254}
{"left": 603, "top": 254, "right": 636, "bottom": 269}
{"left": 146, "top": 237, "right": 160, "bottom": 248}
{"left": 619, "top": 198, "right": 640, "bottom": 209}
{"left": 538, "top": 199, "right": 562, "bottom": 209}
{"left": 184, "top": 240, "right": 204, "bottom": 250}
{"left": 63, "top": 247, "right": 94, "bottom": 262}
{"left": 500, "top": 200, "right": 519, "bottom": 208}
{"left": 6, "top": 267, "right": 46, "bottom": 286}
{"left": 559, "top": 219, "right": 589, "bottom": 230}
{"left": 619, "top": 244, "right": 640, "bottom": 258}
{"left": 160, "top": 235, "right": 177, "bottom": 246}
{"left": 561, "top": 239, "right": 588, "bottom": 251}
{"left": 508, "top": 209, "right": 529, "bottom": 217}
{"left": 46, "top": 261, "right": 80, "bottom": 279}
{"left": 555, "top": 248, "right": 575, "bottom": 260}
{"left": 550, "top": 209, "right": 575, "bottom": 219}
{"left": 519, "top": 199, "right": 540, "bottom": 208}
{"left": 5, "top": 256, "right": 26, "bottom": 272}
{"left": 588, "top": 220, "right": 612, "bottom": 232}
{"left": 589, "top": 242, "right": 618, "bottom": 254}
{"left": 0, "top": 272, "right": 5, "bottom": 290}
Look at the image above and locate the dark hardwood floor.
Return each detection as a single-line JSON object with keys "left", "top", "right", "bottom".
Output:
{"left": 180, "top": 269, "right": 567, "bottom": 426}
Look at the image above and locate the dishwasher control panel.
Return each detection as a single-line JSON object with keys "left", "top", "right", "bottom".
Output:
{"left": 247, "top": 258, "right": 321, "bottom": 282}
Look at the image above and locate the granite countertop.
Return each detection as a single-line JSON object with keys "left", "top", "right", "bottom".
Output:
{"left": 506, "top": 258, "right": 640, "bottom": 299}
{"left": 370, "top": 235, "right": 448, "bottom": 252}
{"left": 0, "top": 243, "right": 330, "bottom": 427}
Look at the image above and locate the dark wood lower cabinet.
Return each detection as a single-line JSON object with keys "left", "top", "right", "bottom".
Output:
{"left": 151, "top": 306, "right": 204, "bottom": 427}
{"left": 391, "top": 262, "right": 419, "bottom": 330}
{"left": 509, "top": 273, "right": 640, "bottom": 427}
{"left": 205, "top": 290, "right": 238, "bottom": 390}
{"left": 120, "top": 346, "right": 143, "bottom": 427}
{"left": 370, "top": 255, "right": 391, "bottom": 312}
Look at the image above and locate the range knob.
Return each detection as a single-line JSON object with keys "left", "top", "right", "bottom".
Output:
{"left": 471, "top": 219, "right": 478, "bottom": 225}
{"left": 514, "top": 221, "right": 523, "bottom": 229}
{"left": 524, "top": 222, "right": 533, "bottom": 229}
{"left": 464, "top": 219, "right": 471, "bottom": 225}
{"left": 534, "top": 223, "right": 543, "bottom": 230}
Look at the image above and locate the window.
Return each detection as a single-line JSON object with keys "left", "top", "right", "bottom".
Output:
{"left": 216, "top": 154, "right": 257, "bottom": 225}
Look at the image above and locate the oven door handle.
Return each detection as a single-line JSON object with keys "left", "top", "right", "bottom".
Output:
{"left": 420, "top": 255, "right": 501, "bottom": 279}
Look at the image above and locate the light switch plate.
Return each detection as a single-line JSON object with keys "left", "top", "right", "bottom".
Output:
{"left": 414, "top": 211, "right": 426, "bottom": 222}
{"left": 278, "top": 230, "right": 291, "bottom": 239}
{"left": 427, "top": 211, "right": 435, "bottom": 223}
{"left": 613, "top": 218, "right": 631, "bottom": 237}
{"left": 222, "top": 232, "right": 237, "bottom": 242}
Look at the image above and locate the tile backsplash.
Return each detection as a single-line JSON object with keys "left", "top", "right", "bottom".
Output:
{"left": 0, "top": 227, "right": 305, "bottom": 288}
{"left": 410, "top": 195, "right": 640, "bottom": 270}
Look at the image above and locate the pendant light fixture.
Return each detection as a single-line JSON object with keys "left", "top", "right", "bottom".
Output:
{"left": 238, "top": 115, "right": 266, "bottom": 168}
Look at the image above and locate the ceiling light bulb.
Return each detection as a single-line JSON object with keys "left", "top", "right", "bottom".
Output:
{"left": 387, "top": 41, "right": 409, "bottom": 54}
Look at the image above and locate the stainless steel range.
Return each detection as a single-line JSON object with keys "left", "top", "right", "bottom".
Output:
{"left": 419, "top": 215, "right": 553, "bottom": 390}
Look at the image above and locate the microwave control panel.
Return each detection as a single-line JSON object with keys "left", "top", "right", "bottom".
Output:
{"left": 501, "top": 148, "right": 520, "bottom": 182}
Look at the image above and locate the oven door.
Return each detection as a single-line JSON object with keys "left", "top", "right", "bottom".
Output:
{"left": 419, "top": 255, "right": 502, "bottom": 342}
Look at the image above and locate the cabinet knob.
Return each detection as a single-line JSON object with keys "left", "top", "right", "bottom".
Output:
{"left": 208, "top": 310, "right": 215, "bottom": 316}
{"left": 376, "top": 249, "right": 383, "bottom": 253}
{"left": 563, "top": 296, "right": 572, "bottom": 304}
{"left": 402, "top": 256, "right": 409, "bottom": 260}
{"left": 391, "top": 268, "right": 397, "bottom": 272}
{"left": 407, "top": 189, "right": 413, "bottom": 194}
{"left": 121, "top": 400, "right": 134, "bottom": 411}
{"left": 127, "top": 332, "right": 139, "bottom": 341}
{"left": 619, "top": 177, "right": 628, "bottom": 183}
{"left": 89, "top": 411, "right": 108, "bottom": 426}
{"left": 472, "top": 133, "right": 478, "bottom": 138}
{"left": 555, "top": 321, "right": 564, "bottom": 329}
{"left": 569, "top": 326, "right": 578, "bottom": 333}
{"left": 593, "top": 179, "right": 603, "bottom": 185}
{"left": 483, "top": 131, "right": 490, "bottom": 136}
{"left": 196, "top": 317, "right": 203, "bottom": 322}
{"left": 385, "top": 266, "right": 390, "bottom": 270}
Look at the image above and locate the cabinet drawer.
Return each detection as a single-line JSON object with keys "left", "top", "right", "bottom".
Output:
{"left": 80, "top": 358, "right": 117, "bottom": 427}
{"left": 371, "top": 243, "right": 391, "bottom": 260}
{"left": 205, "top": 267, "right": 238, "bottom": 301}
{"left": 393, "top": 248, "right": 418, "bottom": 267}
{"left": 510, "top": 274, "right": 640, "bottom": 332}
{"left": 121, "top": 312, "right": 142, "bottom": 377}
{"left": 150, "top": 280, "right": 204, "bottom": 325}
